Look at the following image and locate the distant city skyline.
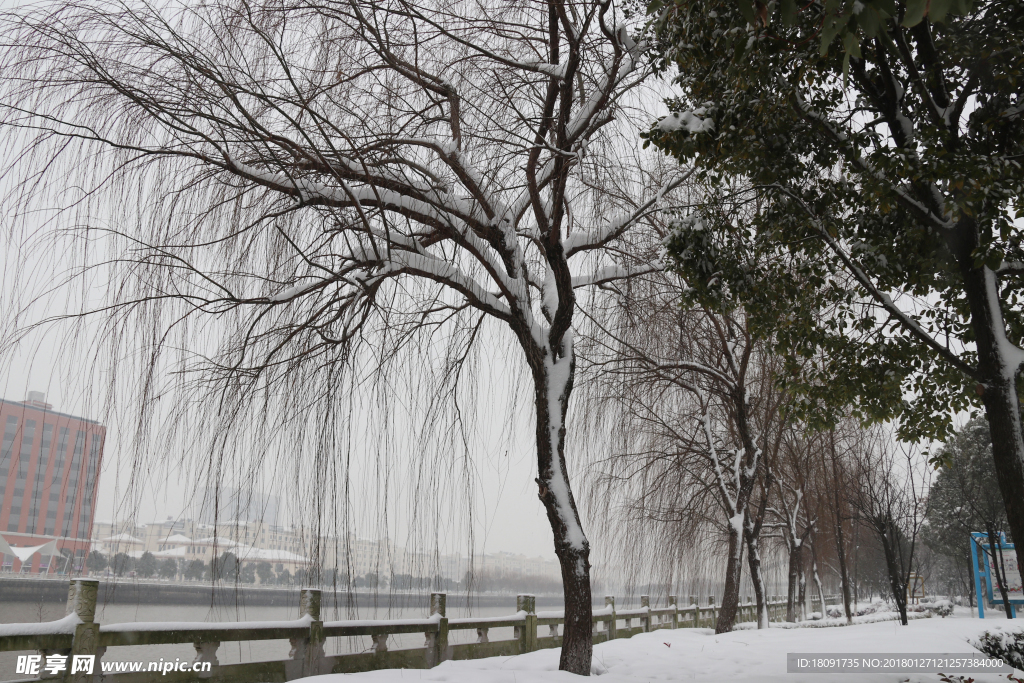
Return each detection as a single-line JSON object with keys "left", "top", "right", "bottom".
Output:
{"left": 0, "top": 366, "right": 564, "bottom": 565}
{"left": 89, "top": 515, "right": 562, "bottom": 583}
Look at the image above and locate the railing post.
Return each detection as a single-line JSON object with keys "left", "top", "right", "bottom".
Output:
{"left": 605, "top": 596, "right": 617, "bottom": 640}
{"left": 669, "top": 595, "right": 678, "bottom": 629}
{"left": 288, "top": 588, "right": 325, "bottom": 679}
{"left": 516, "top": 595, "right": 537, "bottom": 653}
{"left": 65, "top": 579, "right": 100, "bottom": 683}
{"left": 640, "top": 595, "right": 650, "bottom": 632}
{"left": 426, "top": 593, "right": 448, "bottom": 667}
{"left": 708, "top": 596, "right": 716, "bottom": 630}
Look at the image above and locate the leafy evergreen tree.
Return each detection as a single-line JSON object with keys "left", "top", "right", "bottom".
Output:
{"left": 218, "top": 552, "right": 239, "bottom": 582}
{"left": 158, "top": 558, "right": 178, "bottom": 580}
{"left": 924, "top": 417, "right": 1014, "bottom": 615}
{"left": 647, "top": 0, "right": 1024, "bottom": 573}
{"left": 111, "top": 552, "right": 134, "bottom": 577}
{"left": 239, "top": 563, "right": 257, "bottom": 584}
{"left": 255, "top": 561, "right": 274, "bottom": 585}
{"left": 184, "top": 560, "right": 206, "bottom": 581}
{"left": 85, "top": 550, "right": 107, "bottom": 574}
{"left": 136, "top": 551, "right": 157, "bottom": 578}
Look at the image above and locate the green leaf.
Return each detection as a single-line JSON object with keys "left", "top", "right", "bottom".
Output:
{"left": 873, "top": 0, "right": 897, "bottom": 15}
{"left": 903, "top": 0, "right": 928, "bottom": 27}
{"left": 950, "top": 0, "right": 974, "bottom": 16}
{"left": 780, "top": 0, "right": 797, "bottom": 25}
{"left": 820, "top": 19, "right": 844, "bottom": 56}
{"left": 843, "top": 29, "right": 863, "bottom": 59}
{"left": 736, "top": 0, "right": 757, "bottom": 24}
{"left": 858, "top": 6, "right": 880, "bottom": 38}
{"left": 929, "top": 0, "right": 952, "bottom": 23}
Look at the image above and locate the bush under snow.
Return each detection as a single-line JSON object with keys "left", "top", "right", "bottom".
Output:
{"left": 970, "top": 625, "right": 1024, "bottom": 670}
{"left": 820, "top": 599, "right": 953, "bottom": 620}
{"left": 915, "top": 599, "right": 954, "bottom": 617}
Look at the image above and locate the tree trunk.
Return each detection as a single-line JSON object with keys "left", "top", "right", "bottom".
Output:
{"left": 743, "top": 482, "right": 771, "bottom": 630}
{"left": 745, "top": 528, "right": 768, "bottom": 628}
{"left": 715, "top": 523, "right": 744, "bottom": 634}
{"left": 828, "top": 432, "right": 854, "bottom": 624}
{"left": 786, "top": 542, "right": 802, "bottom": 622}
{"left": 978, "top": 361, "right": 1024, "bottom": 580}
{"left": 532, "top": 352, "right": 592, "bottom": 675}
{"left": 555, "top": 545, "right": 593, "bottom": 672}
{"left": 810, "top": 537, "right": 827, "bottom": 619}
{"left": 878, "top": 521, "right": 908, "bottom": 626}
{"left": 951, "top": 230, "right": 1024, "bottom": 581}
{"left": 798, "top": 562, "right": 807, "bottom": 621}
{"left": 813, "top": 563, "right": 827, "bottom": 618}
{"left": 985, "top": 525, "right": 1014, "bottom": 619}
{"left": 732, "top": 387, "right": 766, "bottom": 630}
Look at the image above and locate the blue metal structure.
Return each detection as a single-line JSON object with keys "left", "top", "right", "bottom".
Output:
{"left": 970, "top": 531, "right": 1020, "bottom": 618}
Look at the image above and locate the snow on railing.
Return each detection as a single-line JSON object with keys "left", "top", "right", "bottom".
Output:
{"left": 0, "top": 579, "right": 844, "bottom": 683}
{"left": 0, "top": 613, "right": 81, "bottom": 638}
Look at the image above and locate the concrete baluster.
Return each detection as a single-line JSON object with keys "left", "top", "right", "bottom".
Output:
{"left": 669, "top": 595, "right": 679, "bottom": 630}
{"left": 66, "top": 579, "right": 101, "bottom": 683}
{"left": 516, "top": 595, "right": 537, "bottom": 653}
{"left": 605, "top": 596, "right": 617, "bottom": 640}
{"left": 288, "top": 588, "right": 325, "bottom": 678}
{"left": 425, "top": 593, "right": 448, "bottom": 667}
{"left": 192, "top": 642, "right": 219, "bottom": 680}
{"left": 640, "top": 595, "right": 650, "bottom": 632}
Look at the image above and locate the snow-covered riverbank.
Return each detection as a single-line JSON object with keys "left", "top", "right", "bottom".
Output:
{"left": 297, "top": 607, "right": 1020, "bottom": 683}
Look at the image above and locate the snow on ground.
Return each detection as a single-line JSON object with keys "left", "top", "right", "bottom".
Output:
{"left": 297, "top": 607, "right": 1020, "bottom": 683}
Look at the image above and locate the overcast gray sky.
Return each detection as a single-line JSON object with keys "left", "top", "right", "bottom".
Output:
{"left": 0, "top": 239, "right": 561, "bottom": 561}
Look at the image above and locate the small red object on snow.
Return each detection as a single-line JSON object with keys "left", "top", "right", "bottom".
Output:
{"left": 664, "top": 643, "right": 671, "bottom": 648}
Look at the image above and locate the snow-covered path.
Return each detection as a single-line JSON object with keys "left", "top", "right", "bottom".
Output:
{"left": 297, "top": 608, "right": 1018, "bottom": 683}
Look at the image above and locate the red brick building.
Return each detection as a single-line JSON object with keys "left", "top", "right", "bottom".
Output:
{"left": 0, "top": 392, "right": 105, "bottom": 573}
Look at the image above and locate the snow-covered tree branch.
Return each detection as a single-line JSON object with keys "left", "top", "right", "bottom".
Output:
{"left": 0, "top": 0, "right": 682, "bottom": 672}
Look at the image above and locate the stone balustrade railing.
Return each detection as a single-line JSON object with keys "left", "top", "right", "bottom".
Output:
{"left": 0, "top": 580, "right": 840, "bottom": 683}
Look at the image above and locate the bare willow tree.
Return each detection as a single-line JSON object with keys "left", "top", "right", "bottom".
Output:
{"left": 578, "top": 259, "right": 793, "bottom": 632}
{"left": 766, "top": 429, "right": 816, "bottom": 622}
{"left": 847, "top": 428, "right": 928, "bottom": 626}
{"left": 0, "top": 0, "right": 685, "bottom": 671}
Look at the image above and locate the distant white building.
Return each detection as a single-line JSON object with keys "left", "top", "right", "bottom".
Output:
{"left": 94, "top": 533, "right": 145, "bottom": 558}
{"left": 94, "top": 514, "right": 558, "bottom": 584}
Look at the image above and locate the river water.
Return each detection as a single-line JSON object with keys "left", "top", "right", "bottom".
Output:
{"left": 0, "top": 592, "right": 585, "bottom": 676}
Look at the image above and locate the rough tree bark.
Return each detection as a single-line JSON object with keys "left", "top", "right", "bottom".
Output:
{"left": 743, "top": 467, "right": 773, "bottom": 629}
{"left": 828, "top": 432, "right": 854, "bottom": 624}
{"left": 716, "top": 520, "right": 745, "bottom": 634}
{"left": 876, "top": 517, "right": 909, "bottom": 626}
{"left": 532, "top": 352, "right": 593, "bottom": 672}
{"left": 797, "top": 563, "right": 807, "bottom": 621}
{"left": 951, "top": 224, "right": 1024, "bottom": 582}
{"left": 984, "top": 525, "right": 1014, "bottom": 619}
